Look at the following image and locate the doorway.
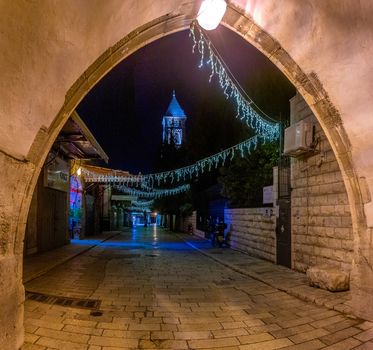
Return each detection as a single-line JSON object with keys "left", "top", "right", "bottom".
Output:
{"left": 276, "top": 156, "right": 292, "bottom": 268}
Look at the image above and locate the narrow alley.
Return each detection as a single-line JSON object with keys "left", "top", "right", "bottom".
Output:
{"left": 23, "top": 228, "right": 373, "bottom": 350}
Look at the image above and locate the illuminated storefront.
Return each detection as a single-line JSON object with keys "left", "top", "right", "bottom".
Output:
{"left": 69, "top": 174, "right": 83, "bottom": 238}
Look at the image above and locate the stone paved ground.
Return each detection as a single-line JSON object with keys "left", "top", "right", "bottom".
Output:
{"left": 23, "top": 232, "right": 119, "bottom": 283}
{"left": 180, "top": 235, "right": 353, "bottom": 315}
{"left": 22, "top": 227, "right": 373, "bottom": 350}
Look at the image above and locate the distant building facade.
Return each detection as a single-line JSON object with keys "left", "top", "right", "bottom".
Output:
{"left": 162, "top": 91, "right": 187, "bottom": 148}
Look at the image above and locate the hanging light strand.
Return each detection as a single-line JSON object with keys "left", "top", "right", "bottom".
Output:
{"left": 127, "top": 207, "right": 151, "bottom": 212}
{"left": 131, "top": 199, "right": 154, "bottom": 207}
{"left": 189, "top": 22, "right": 280, "bottom": 140}
{"left": 82, "top": 134, "right": 261, "bottom": 184}
{"left": 113, "top": 183, "right": 191, "bottom": 199}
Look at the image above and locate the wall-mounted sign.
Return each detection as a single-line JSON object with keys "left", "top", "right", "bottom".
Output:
{"left": 44, "top": 157, "right": 69, "bottom": 192}
{"left": 263, "top": 185, "right": 273, "bottom": 204}
{"left": 111, "top": 195, "right": 137, "bottom": 201}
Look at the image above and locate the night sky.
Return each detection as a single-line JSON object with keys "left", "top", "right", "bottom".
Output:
{"left": 77, "top": 26, "right": 295, "bottom": 173}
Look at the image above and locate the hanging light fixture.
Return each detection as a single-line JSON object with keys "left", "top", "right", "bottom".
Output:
{"left": 197, "top": 0, "right": 227, "bottom": 30}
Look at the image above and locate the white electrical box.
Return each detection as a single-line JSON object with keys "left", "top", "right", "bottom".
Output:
{"left": 283, "top": 120, "right": 313, "bottom": 157}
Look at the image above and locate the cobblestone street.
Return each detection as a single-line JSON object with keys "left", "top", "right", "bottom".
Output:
{"left": 23, "top": 228, "right": 373, "bottom": 350}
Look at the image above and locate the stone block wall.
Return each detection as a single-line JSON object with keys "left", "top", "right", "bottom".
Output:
{"left": 180, "top": 211, "right": 205, "bottom": 238}
{"left": 181, "top": 211, "right": 195, "bottom": 233}
{"left": 181, "top": 93, "right": 354, "bottom": 274}
{"left": 24, "top": 190, "right": 38, "bottom": 255}
{"left": 290, "top": 93, "right": 353, "bottom": 273}
{"left": 224, "top": 208, "right": 276, "bottom": 262}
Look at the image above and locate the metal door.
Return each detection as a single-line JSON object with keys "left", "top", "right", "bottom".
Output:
{"left": 276, "top": 198, "right": 291, "bottom": 267}
{"left": 276, "top": 156, "right": 292, "bottom": 268}
{"left": 38, "top": 187, "right": 68, "bottom": 252}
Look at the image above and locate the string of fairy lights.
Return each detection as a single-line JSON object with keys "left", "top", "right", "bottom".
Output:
{"left": 131, "top": 199, "right": 154, "bottom": 208}
{"left": 112, "top": 184, "right": 190, "bottom": 199}
{"left": 82, "top": 134, "right": 260, "bottom": 186}
{"left": 189, "top": 22, "right": 280, "bottom": 141}
{"left": 81, "top": 22, "right": 280, "bottom": 207}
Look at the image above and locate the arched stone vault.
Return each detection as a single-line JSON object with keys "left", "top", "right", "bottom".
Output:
{"left": 0, "top": 1, "right": 372, "bottom": 348}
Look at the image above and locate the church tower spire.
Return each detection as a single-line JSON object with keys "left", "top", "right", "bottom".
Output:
{"left": 162, "top": 91, "right": 187, "bottom": 148}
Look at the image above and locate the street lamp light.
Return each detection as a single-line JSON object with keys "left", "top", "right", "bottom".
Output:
{"left": 197, "top": 0, "right": 227, "bottom": 30}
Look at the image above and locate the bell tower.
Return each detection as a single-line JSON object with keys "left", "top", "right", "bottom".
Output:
{"left": 162, "top": 91, "right": 187, "bottom": 148}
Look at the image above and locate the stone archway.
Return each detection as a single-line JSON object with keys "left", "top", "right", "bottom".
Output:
{"left": 0, "top": 1, "right": 372, "bottom": 348}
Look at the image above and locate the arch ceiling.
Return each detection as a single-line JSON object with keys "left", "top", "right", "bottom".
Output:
{"left": 0, "top": 1, "right": 373, "bottom": 347}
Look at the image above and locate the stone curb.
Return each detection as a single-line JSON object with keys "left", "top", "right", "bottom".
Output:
{"left": 23, "top": 231, "right": 121, "bottom": 283}
{"left": 177, "top": 233, "right": 356, "bottom": 320}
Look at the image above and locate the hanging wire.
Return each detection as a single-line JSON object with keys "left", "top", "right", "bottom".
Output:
{"left": 189, "top": 22, "right": 280, "bottom": 136}
{"left": 81, "top": 134, "right": 261, "bottom": 185}
{"left": 201, "top": 25, "right": 279, "bottom": 124}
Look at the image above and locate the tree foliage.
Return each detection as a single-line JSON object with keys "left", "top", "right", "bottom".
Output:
{"left": 218, "top": 142, "right": 279, "bottom": 208}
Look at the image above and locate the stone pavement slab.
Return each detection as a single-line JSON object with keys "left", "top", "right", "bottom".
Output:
{"left": 179, "top": 233, "right": 354, "bottom": 317}
{"left": 23, "top": 231, "right": 121, "bottom": 283}
{"left": 22, "top": 228, "right": 373, "bottom": 350}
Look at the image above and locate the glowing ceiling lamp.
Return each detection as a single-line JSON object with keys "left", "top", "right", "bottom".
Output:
{"left": 197, "top": 0, "right": 227, "bottom": 30}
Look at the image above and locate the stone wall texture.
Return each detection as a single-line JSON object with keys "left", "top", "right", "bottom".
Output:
{"left": 183, "top": 94, "right": 354, "bottom": 275}
{"left": 0, "top": 1, "right": 372, "bottom": 346}
{"left": 181, "top": 211, "right": 205, "bottom": 239}
{"left": 224, "top": 208, "right": 276, "bottom": 262}
{"left": 290, "top": 93, "right": 353, "bottom": 273}
{"left": 182, "top": 209, "right": 276, "bottom": 260}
